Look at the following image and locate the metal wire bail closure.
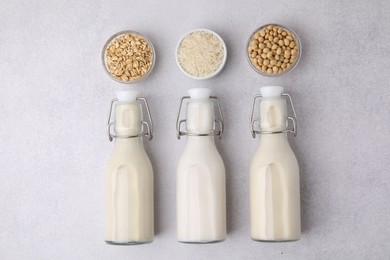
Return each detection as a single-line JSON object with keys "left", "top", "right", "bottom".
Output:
{"left": 107, "top": 97, "right": 153, "bottom": 142}
{"left": 250, "top": 93, "right": 298, "bottom": 138}
{"left": 176, "top": 96, "right": 224, "bottom": 140}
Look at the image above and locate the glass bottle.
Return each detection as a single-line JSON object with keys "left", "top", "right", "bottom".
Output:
{"left": 176, "top": 88, "right": 226, "bottom": 243}
{"left": 104, "top": 90, "right": 154, "bottom": 245}
{"left": 249, "top": 86, "right": 301, "bottom": 242}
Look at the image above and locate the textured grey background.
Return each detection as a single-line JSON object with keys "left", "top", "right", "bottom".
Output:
{"left": 0, "top": 0, "right": 389, "bottom": 259}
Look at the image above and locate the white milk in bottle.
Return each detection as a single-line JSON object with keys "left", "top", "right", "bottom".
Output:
{"left": 104, "top": 90, "right": 154, "bottom": 245}
{"left": 249, "top": 86, "right": 301, "bottom": 242}
{"left": 176, "top": 88, "right": 226, "bottom": 243}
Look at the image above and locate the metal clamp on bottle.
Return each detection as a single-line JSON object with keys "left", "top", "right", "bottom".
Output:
{"left": 107, "top": 97, "right": 153, "bottom": 142}
{"left": 176, "top": 96, "right": 224, "bottom": 140}
{"left": 250, "top": 93, "right": 297, "bottom": 138}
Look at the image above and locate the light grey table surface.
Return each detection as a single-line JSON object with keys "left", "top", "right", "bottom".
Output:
{"left": 1, "top": 0, "right": 389, "bottom": 259}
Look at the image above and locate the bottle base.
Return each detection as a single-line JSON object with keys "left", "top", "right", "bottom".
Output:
{"left": 251, "top": 237, "right": 300, "bottom": 243}
{"left": 105, "top": 240, "right": 153, "bottom": 246}
{"left": 178, "top": 238, "right": 225, "bottom": 244}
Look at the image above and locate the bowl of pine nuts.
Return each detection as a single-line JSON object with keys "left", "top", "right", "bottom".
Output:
{"left": 246, "top": 24, "right": 301, "bottom": 77}
{"left": 102, "top": 30, "right": 155, "bottom": 83}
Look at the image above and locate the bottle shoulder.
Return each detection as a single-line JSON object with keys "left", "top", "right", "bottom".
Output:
{"left": 180, "top": 143, "right": 223, "bottom": 162}
{"left": 178, "top": 148, "right": 225, "bottom": 174}
{"left": 111, "top": 140, "right": 149, "bottom": 156}
{"left": 106, "top": 148, "right": 153, "bottom": 176}
{"left": 250, "top": 148, "right": 298, "bottom": 176}
{"left": 250, "top": 136, "right": 298, "bottom": 173}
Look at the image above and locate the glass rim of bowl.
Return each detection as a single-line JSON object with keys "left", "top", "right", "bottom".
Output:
{"left": 246, "top": 23, "right": 302, "bottom": 77}
{"left": 102, "top": 30, "right": 156, "bottom": 84}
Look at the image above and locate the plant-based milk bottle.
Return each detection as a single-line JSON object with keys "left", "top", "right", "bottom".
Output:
{"left": 176, "top": 88, "right": 226, "bottom": 243}
{"left": 104, "top": 90, "right": 154, "bottom": 245}
{"left": 249, "top": 86, "right": 301, "bottom": 242}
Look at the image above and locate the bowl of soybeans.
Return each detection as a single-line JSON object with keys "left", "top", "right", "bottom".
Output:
{"left": 247, "top": 24, "right": 301, "bottom": 76}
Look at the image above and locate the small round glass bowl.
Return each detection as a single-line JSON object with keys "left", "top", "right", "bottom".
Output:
{"left": 176, "top": 29, "right": 227, "bottom": 80}
{"left": 102, "top": 30, "right": 156, "bottom": 84}
{"left": 246, "top": 24, "right": 301, "bottom": 77}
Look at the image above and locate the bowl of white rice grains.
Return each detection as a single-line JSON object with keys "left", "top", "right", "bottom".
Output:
{"left": 176, "top": 29, "right": 227, "bottom": 80}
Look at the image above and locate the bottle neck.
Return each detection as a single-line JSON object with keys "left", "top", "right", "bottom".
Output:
{"left": 114, "top": 101, "right": 142, "bottom": 137}
{"left": 186, "top": 99, "right": 214, "bottom": 135}
{"left": 259, "top": 97, "right": 287, "bottom": 133}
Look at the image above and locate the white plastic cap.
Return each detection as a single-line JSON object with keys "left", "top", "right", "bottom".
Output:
{"left": 260, "top": 86, "right": 284, "bottom": 97}
{"left": 116, "top": 90, "right": 138, "bottom": 101}
{"left": 188, "top": 88, "right": 212, "bottom": 99}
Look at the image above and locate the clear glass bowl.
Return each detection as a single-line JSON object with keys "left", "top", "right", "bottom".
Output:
{"left": 102, "top": 30, "right": 156, "bottom": 84}
{"left": 176, "top": 28, "right": 227, "bottom": 80}
{"left": 246, "top": 24, "right": 301, "bottom": 77}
